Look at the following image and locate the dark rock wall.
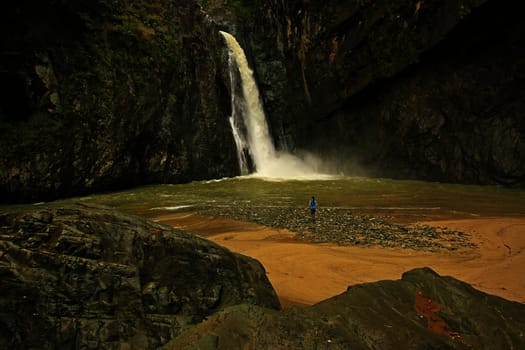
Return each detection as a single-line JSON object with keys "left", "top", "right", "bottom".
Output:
{"left": 1, "top": 0, "right": 524, "bottom": 203}
{"left": 311, "top": 0, "right": 525, "bottom": 185}
{"left": 0, "top": 0, "right": 236, "bottom": 203}
{"left": 242, "top": 0, "right": 524, "bottom": 185}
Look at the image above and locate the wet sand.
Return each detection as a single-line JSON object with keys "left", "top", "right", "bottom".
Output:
{"left": 156, "top": 213, "right": 525, "bottom": 307}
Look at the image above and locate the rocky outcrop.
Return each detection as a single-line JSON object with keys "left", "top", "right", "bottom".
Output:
{"left": 0, "top": 205, "right": 279, "bottom": 349}
{"left": 0, "top": 0, "right": 237, "bottom": 203}
{"left": 166, "top": 267, "right": 525, "bottom": 349}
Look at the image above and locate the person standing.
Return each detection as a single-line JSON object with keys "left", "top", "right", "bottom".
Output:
{"left": 309, "top": 196, "right": 317, "bottom": 222}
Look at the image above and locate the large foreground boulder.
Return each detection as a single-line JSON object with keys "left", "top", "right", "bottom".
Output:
{"left": 0, "top": 205, "right": 279, "bottom": 349}
{"left": 167, "top": 268, "right": 525, "bottom": 349}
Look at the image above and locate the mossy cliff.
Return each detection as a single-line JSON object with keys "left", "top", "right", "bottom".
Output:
{"left": 1, "top": 0, "right": 524, "bottom": 203}
{"left": 0, "top": 0, "right": 236, "bottom": 203}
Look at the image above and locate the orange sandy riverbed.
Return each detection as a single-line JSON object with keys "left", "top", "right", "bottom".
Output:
{"left": 156, "top": 213, "right": 525, "bottom": 307}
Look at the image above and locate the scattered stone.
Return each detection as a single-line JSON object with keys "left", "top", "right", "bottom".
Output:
{"left": 196, "top": 206, "right": 477, "bottom": 251}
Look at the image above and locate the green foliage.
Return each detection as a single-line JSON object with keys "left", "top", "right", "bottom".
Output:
{"left": 51, "top": 0, "right": 184, "bottom": 119}
{"left": 195, "top": 0, "right": 210, "bottom": 7}
{"left": 0, "top": 111, "right": 65, "bottom": 156}
{"left": 226, "top": 0, "right": 258, "bottom": 19}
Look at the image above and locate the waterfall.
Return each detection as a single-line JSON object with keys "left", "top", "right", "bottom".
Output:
{"left": 220, "top": 31, "right": 276, "bottom": 174}
{"left": 220, "top": 31, "right": 325, "bottom": 179}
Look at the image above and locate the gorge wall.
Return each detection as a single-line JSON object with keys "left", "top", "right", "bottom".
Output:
{"left": 1, "top": 0, "right": 524, "bottom": 203}
{"left": 0, "top": 0, "right": 237, "bottom": 203}
{"left": 241, "top": 0, "right": 524, "bottom": 185}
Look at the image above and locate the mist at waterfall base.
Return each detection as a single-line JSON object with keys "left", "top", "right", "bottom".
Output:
{"left": 250, "top": 149, "right": 335, "bottom": 180}
{"left": 220, "top": 31, "right": 335, "bottom": 181}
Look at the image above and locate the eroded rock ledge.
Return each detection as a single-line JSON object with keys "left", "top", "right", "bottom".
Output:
{"left": 168, "top": 268, "right": 525, "bottom": 349}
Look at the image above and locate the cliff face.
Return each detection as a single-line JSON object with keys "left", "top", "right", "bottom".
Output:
{"left": 1, "top": 0, "right": 524, "bottom": 203}
{"left": 243, "top": 0, "right": 524, "bottom": 185}
{"left": 0, "top": 0, "right": 236, "bottom": 203}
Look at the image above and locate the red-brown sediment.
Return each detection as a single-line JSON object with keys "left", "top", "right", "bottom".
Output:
{"left": 156, "top": 213, "right": 525, "bottom": 307}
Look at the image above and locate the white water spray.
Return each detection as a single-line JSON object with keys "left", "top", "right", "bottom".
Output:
{"left": 220, "top": 31, "right": 326, "bottom": 179}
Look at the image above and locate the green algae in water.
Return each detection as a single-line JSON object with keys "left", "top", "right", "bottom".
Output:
{"left": 42, "top": 176, "right": 525, "bottom": 219}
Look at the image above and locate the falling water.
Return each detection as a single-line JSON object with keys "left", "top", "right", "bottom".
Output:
{"left": 220, "top": 31, "right": 325, "bottom": 179}
{"left": 220, "top": 31, "right": 276, "bottom": 174}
